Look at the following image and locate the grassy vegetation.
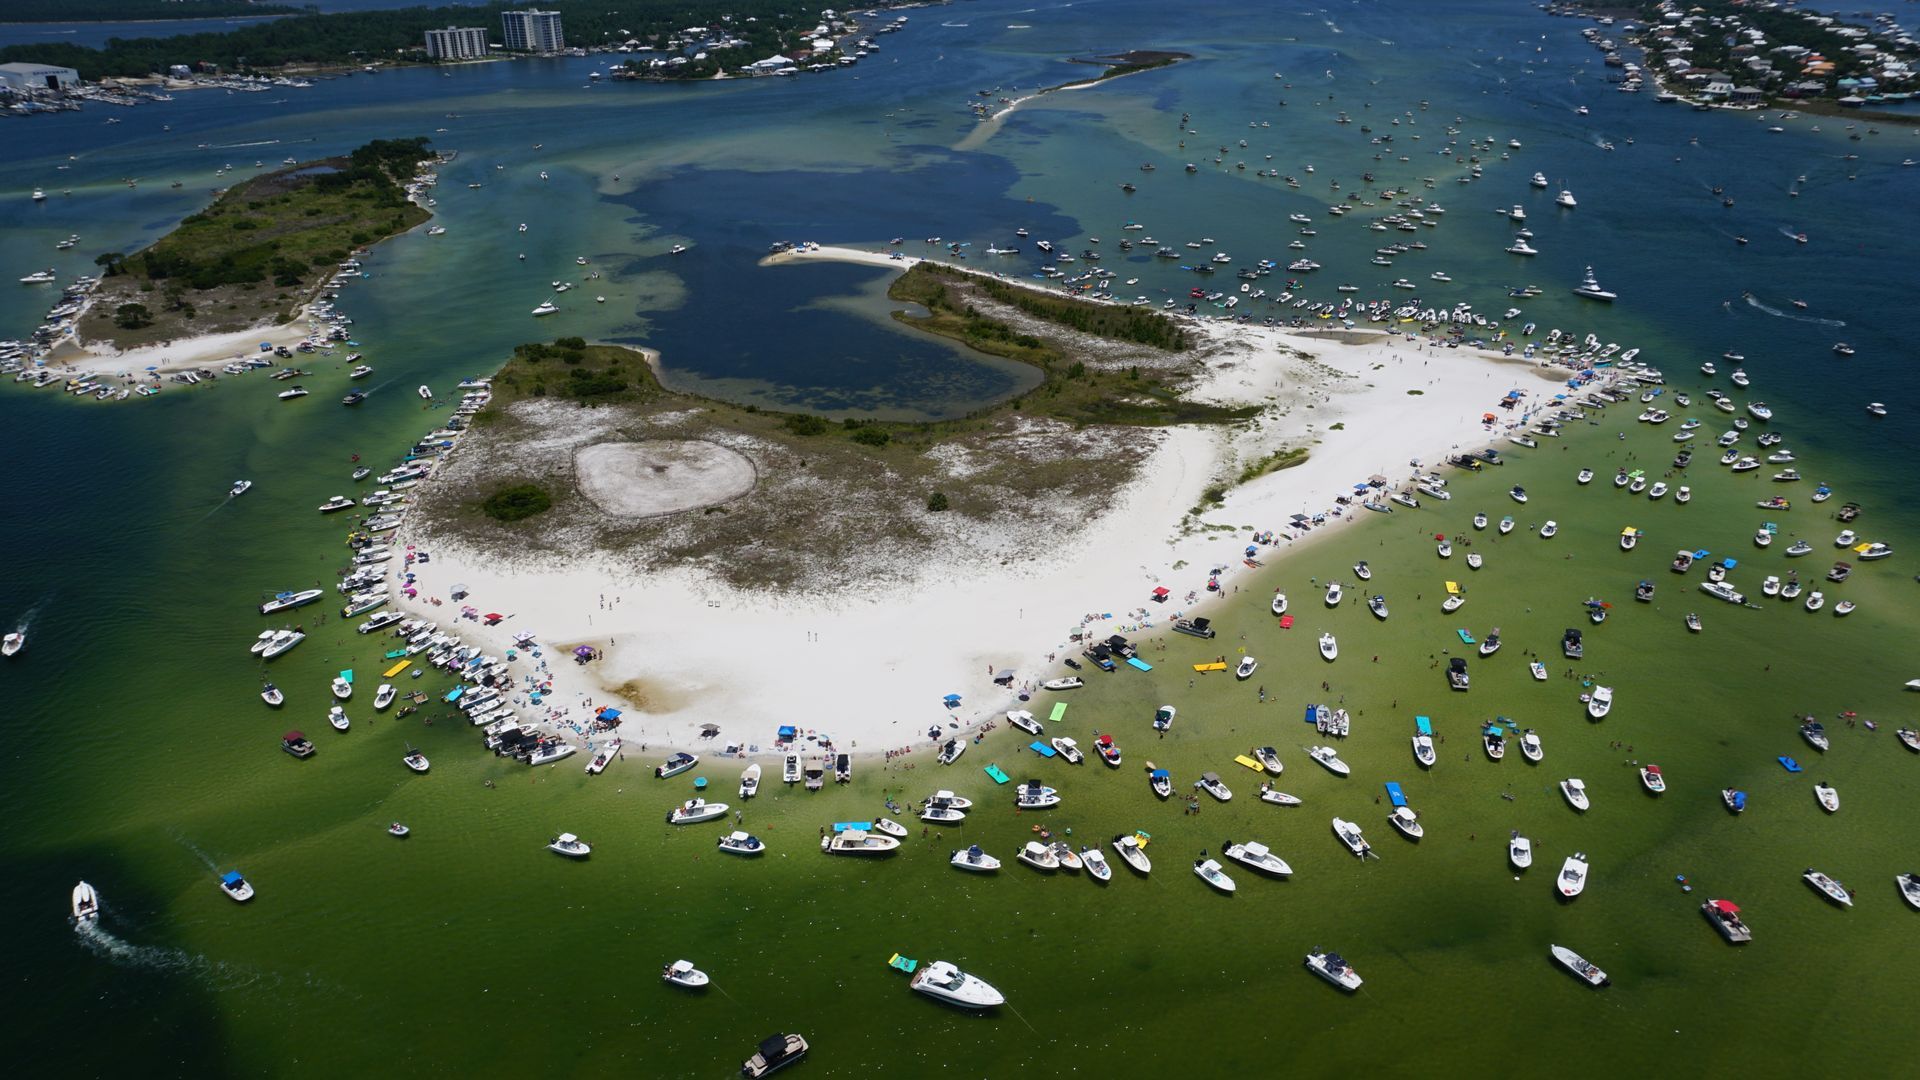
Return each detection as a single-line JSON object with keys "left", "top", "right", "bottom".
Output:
{"left": 480, "top": 483, "right": 553, "bottom": 522}
{"left": 1090, "top": 51, "right": 1188, "bottom": 83}
{"left": 1236, "top": 446, "right": 1310, "bottom": 486}
{"left": 81, "top": 138, "right": 431, "bottom": 346}
{"left": 486, "top": 338, "right": 661, "bottom": 409}
{"left": 886, "top": 263, "right": 1250, "bottom": 429}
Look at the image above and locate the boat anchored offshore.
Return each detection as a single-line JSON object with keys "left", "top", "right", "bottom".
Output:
{"left": 662, "top": 959, "right": 710, "bottom": 989}
{"left": 1550, "top": 945, "right": 1608, "bottom": 987}
{"left": 1305, "top": 949, "right": 1363, "bottom": 992}
{"left": 910, "top": 960, "right": 1005, "bottom": 1009}
{"left": 1558, "top": 852, "right": 1589, "bottom": 898}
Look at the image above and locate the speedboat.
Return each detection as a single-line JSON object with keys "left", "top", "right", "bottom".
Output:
{"left": 1042, "top": 676, "right": 1084, "bottom": 691}
{"left": 1331, "top": 817, "right": 1371, "bottom": 857}
{"left": 1560, "top": 778, "right": 1590, "bottom": 812}
{"left": 2, "top": 631, "right": 23, "bottom": 658}
{"left": 1576, "top": 469, "right": 1593, "bottom": 485}
{"left": 1898, "top": 873, "right": 1920, "bottom": 911}
{"left": 1006, "top": 710, "right": 1040, "bottom": 736}
{"left": 1192, "top": 858, "right": 1236, "bottom": 893}
{"left": 1224, "top": 839, "right": 1292, "bottom": 876}
{"left": 1353, "top": 561, "right": 1372, "bottom": 581}
{"left": 1049, "top": 737, "right": 1082, "bottom": 765}
{"left": 1519, "top": 729, "right": 1543, "bottom": 763}
{"left": 219, "top": 870, "right": 255, "bottom": 902}
{"left": 587, "top": 741, "right": 622, "bottom": 775}
{"left": 260, "top": 683, "right": 284, "bottom": 707}
{"left": 374, "top": 683, "right": 396, "bottom": 710}
{"left": 1153, "top": 706, "right": 1175, "bottom": 732}
{"left": 1094, "top": 734, "right": 1122, "bottom": 767}
{"left": 937, "top": 737, "right": 967, "bottom": 765}
{"left": 1015, "top": 780, "right": 1060, "bottom": 809}
{"left": 1805, "top": 590, "right": 1825, "bottom": 612}
{"left": 655, "top": 752, "right": 698, "bottom": 778}
{"left": 1483, "top": 727, "right": 1506, "bottom": 760}
{"left": 1474, "top": 511, "right": 1489, "bottom": 528}
{"left": 1857, "top": 542, "right": 1893, "bottom": 561}
{"left": 1801, "top": 720, "right": 1829, "bottom": 752}
{"left": 72, "top": 881, "right": 100, "bottom": 922}
{"left": 667, "top": 798, "right": 729, "bottom": 825}
{"left": 1388, "top": 806, "right": 1423, "bottom": 840}
{"left": 920, "top": 799, "right": 965, "bottom": 824}
{"left": 1814, "top": 782, "right": 1838, "bottom": 814}
{"left": 1551, "top": 945, "right": 1608, "bottom": 987}
{"left": 1271, "top": 592, "right": 1288, "bottom": 615}
{"left": 738, "top": 762, "right": 762, "bottom": 798}
{"left": 868, "top": 816, "right": 909, "bottom": 839}
{"left": 1254, "top": 746, "right": 1283, "bottom": 774}
{"left": 1412, "top": 730, "right": 1436, "bottom": 768}
{"left": 1196, "top": 772, "right": 1232, "bottom": 801}
{"left": 1304, "top": 950, "right": 1363, "bottom": 991}
{"left": 1510, "top": 485, "right": 1528, "bottom": 504}
{"left": 1325, "top": 581, "right": 1343, "bottom": 606}
{"left": 1319, "top": 632, "right": 1338, "bottom": 661}
{"left": 821, "top": 828, "right": 901, "bottom": 855}
{"left": 1309, "top": 745, "right": 1350, "bottom": 777}
{"left": 1112, "top": 834, "right": 1152, "bottom": 874}
{"left": 1509, "top": 833, "right": 1533, "bottom": 870}
{"left": 403, "top": 746, "right": 429, "bottom": 773}
{"left": 1676, "top": 486, "right": 1692, "bottom": 504}
{"left": 281, "top": 730, "right": 315, "bottom": 758}
{"left": 1722, "top": 788, "right": 1748, "bottom": 814}
{"left": 1803, "top": 869, "right": 1853, "bottom": 907}
{"left": 1587, "top": 686, "right": 1612, "bottom": 720}
{"left": 1499, "top": 515, "right": 1515, "bottom": 535}
{"left": 1442, "top": 593, "right": 1465, "bottom": 613}
{"left": 1835, "top": 529, "right": 1856, "bottom": 548}
{"left": 1447, "top": 657, "right": 1469, "bottom": 691}
{"left": 1148, "top": 767, "right": 1173, "bottom": 798}
{"left": 910, "top": 960, "right": 1005, "bottom": 1008}
{"left": 1640, "top": 765, "right": 1666, "bottom": 794}
{"left": 331, "top": 676, "right": 353, "bottom": 700}
{"left": 327, "top": 706, "right": 349, "bottom": 731}
{"left": 1558, "top": 853, "right": 1589, "bottom": 898}
{"left": 1531, "top": 661, "right": 1548, "bottom": 680}
{"left": 1236, "top": 657, "right": 1259, "bottom": 680}
{"left": 718, "top": 830, "right": 767, "bottom": 855}
{"left": 1368, "top": 594, "right": 1388, "bottom": 620}
{"left": 950, "top": 844, "right": 999, "bottom": 872}
{"left": 662, "top": 960, "right": 710, "bottom": 989}
{"left": 1479, "top": 631, "right": 1501, "bottom": 657}
{"left": 1541, "top": 521, "right": 1558, "bottom": 539}
{"left": 1017, "top": 841, "right": 1059, "bottom": 872}
{"left": 1437, "top": 540, "right": 1453, "bottom": 558}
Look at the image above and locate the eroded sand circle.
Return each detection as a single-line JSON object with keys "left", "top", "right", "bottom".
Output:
{"left": 574, "top": 440, "right": 756, "bottom": 518}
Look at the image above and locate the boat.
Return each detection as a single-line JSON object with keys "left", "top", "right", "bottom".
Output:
{"left": 738, "top": 762, "right": 762, "bottom": 798}
{"left": 1319, "top": 632, "right": 1338, "bottom": 661}
{"left": 950, "top": 844, "right": 999, "bottom": 872}
{"left": 1112, "top": 834, "right": 1152, "bottom": 874}
{"left": 1412, "top": 728, "right": 1436, "bottom": 768}
{"left": 1541, "top": 521, "right": 1558, "bottom": 539}
{"left": 1702, "top": 899, "right": 1753, "bottom": 943}
{"left": 1447, "top": 657, "right": 1469, "bottom": 691}
{"left": 910, "top": 960, "right": 1005, "bottom": 1008}
{"left": 1270, "top": 592, "right": 1288, "bottom": 615}
{"left": 1149, "top": 767, "right": 1173, "bottom": 798}
{"left": 1017, "top": 841, "right": 1059, "bottom": 871}
{"left": 1443, "top": 594, "right": 1466, "bottom": 613}
{"left": 1236, "top": 657, "right": 1259, "bottom": 680}
{"left": 1558, "top": 853, "right": 1589, "bottom": 898}
{"left": 1509, "top": 833, "right": 1533, "bottom": 870}
{"left": 1331, "top": 817, "right": 1371, "bottom": 857}
{"left": 1042, "top": 677, "right": 1084, "bottom": 691}
{"left": 919, "top": 799, "right": 965, "bottom": 824}
{"left": 318, "top": 496, "right": 356, "bottom": 513}
{"left": 1499, "top": 515, "right": 1515, "bottom": 535}
{"left": 1805, "top": 590, "right": 1825, "bottom": 612}
{"left": 1082, "top": 847, "right": 1114, "bottom": 882}
{"left": 1899, "top": 874, "right": 1920, "bottom": 911}
{"left": 1801, "top": 720, "right": 1829, "bottom": 752}
{"left": 1304, "top": 949, "right": 1363, "bottom": 991}
{"left": 1015, "top": 780, "right": 1060, "bottom": 808}
{"left": 331, "top": 675, "right": 353, "bottom": 701}
{"left": 1510, "top": 485, "right": 1528, "bottom": 504}
{"left": 218, "top": 870, "right": 255, "bottom": 902}
{"left": 1519, "top": 729, "right": 1543, "bottom": 763}
{"left": 1619, "top": 527, "right": 1642, "bottom": 552}
{"left": 277, "top": 386, "right": 309, "bottom": 400}
{"left": 1857, "top": 542, "right": 1893, "bottom": 561}
{"left": 586, "top": 741, "right": 623, "bottom": 775}
{"left": 1007, "top": 710, "right": 1041, "bottom": 736}
{"left": 1561, "top": 628, "right": 1583, "bottom": 660}
{"left": 1804, "top": 869, "right": 1853, "bottom": 907}
{"left": 667, "top": 798, "right": 730, "bottom": 825}
{"left": 1901, "top": 729, "right": 1920, "bottom": 753}
{"left": 1814, "top": 782, "right": 1839, "bottom": 814}
{"left": 869, "top": 816, "right": 909, "bottom": 839}
{"left": 1474, "top": 511, "right": 1489, "bottom": 528}
{"left": 821, "top": 828, "right": 900, "bottom": 855}
{"left": 1196, "top": 771, "right": 1232, "bottom": 801}
{"left": 1551, "top": 945, "right": 1608, "bottom": 987}
{"left": 260, "top": 588, "right": 323, "bottom": 615}
{"left": 1560, "top": 778, "right": 1590, "bottom": 812}
{"left": 1050, "top": 737, "right": 1083, "bottom": 765}
{"left": 742, "top": 1033, "right": 809, "bottom": 1078}
{"left": 1325, "top": 581, "right": 1343, "bottom": 606}
{"left": 1308, "top": 745, "right": 1350, "bottom": 777}
{"left": 281, "top": 729, "right": 315, "bottom": 758}
{"left": 662, "top": 959, "right": 710, "bottom": 989}
{"left": 69, "top": 880, "right": 101, "bottom": 923}
{"left": 1354, "top": 561, "right": 1372, "bottom": 581}
{"left": 1224, "top": 839, "right": 1292, "bottom": 876}
{"left": 1640, "top": 765, "right": 1666, "bottom": 794}
{"left": 1531, "top": 660, "right": 1548, "bottom": 680}
{"left": 1722, "top": 788, "right": 1747, "bottom": 814}
{"left": 327, "top": 706, "right": 349, "bottom": 732}
{"left": 373, "top": 683, "right": 396, "bottom": 710}
{"left": 1095, "top": 734, "right": 1122, "bottom": 767}
{"left": 1437, "top": 540, "right": 1453, "bottom": 558}
{"left": 1479, "top": 631, "right": 1501, "bottom": 657}
{"left": 655, "top": 752, "right": 698, "bottom": 778}
{"left": 1192, "top": 858, "right": 1236, "bottom": 893}
{"left": 1834, "top": 600, "right": 1856, "bottom": 617}
{"left": 1572, "top": 266, "right": 1616, "bottom": 301}
{"left": 1255, "top": 745, "right": 1283, "bottom": 774}
{"left": 1587, "top": 686, "right": 1612, "bottom": 720}
{"left": 1388, "top": 806, "right": 1423, "bottom": 840}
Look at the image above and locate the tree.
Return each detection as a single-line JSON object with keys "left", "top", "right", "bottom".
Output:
{"left": 113, "top": 302, "right": 153, "bottom": 329}
{"left": 926, "top": 491, "right": 950, "bottom": 513}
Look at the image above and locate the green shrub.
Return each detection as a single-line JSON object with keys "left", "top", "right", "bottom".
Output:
{"left": 927, "top": 491, "right": 950, "bottom": 512}
{"left": 850, "top": 426, "right": 891, "bottom": 447}
{"left": 481, "top": 483, "right": 551, "bottom": 522}
{"left": 784, "top": 414, "right": 829, "bottom": 436}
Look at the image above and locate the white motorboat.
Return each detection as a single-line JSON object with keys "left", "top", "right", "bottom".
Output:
{"left": 1271, "top": 592, "right": 1288, "bottom": 615}
{"left": 1442, "top": 594, "right": 1466, "bottom": 613}
{"left": 260, "top": 683, "right": 284, "bottom": 707}
{"left": 1050, "top": 737, "right": 1083, "bottom": 765}
{"left": 919, "top": 802, "right": 965, "bottom": 824}
{"left": 331, "top": 676, "right": 353, "bottom": 701}
{"left": 1325, "top": 581, "right": 1343, "bottom": 606}
{"left": 910, "top": 960, "right": 1005, "bottom": 1008}
{"left": 1558, "top": 852, "right": 1589, "bottom": 898}
{"left": 72, "top": 880, "right": 100, "bottom": 922}
{"left": 586, "top": 740, "right": 622, "bottom": 775}
{"left": 655, "top": 752, "right": 698, "bottom": 778}
{"left": 1224, "top": 839, "right": 1292, "bottom": 876}
{"left": 1017, "top": 841, "right": 1060, "bottom": 871}
{"left": 1640, "top": 764, "right": 1666, "bottom": 794}
{"left": 1007, "top": 710, "right": 1042, "bottom": 736}
{"left": 662, "top": 960, "right": 710, "bottom": 989}
{"left": 1466, "top": 552, "right": 1483, "bottom": 570}
{"left": 1082, "top": 847, "right": 1114, "bottom": 882}
{"left": 1318, "top": 632, "right": 1339, "bottom": 661}
{"left": 1412, "top": 731, "right": 1436, "bottom": 768}
{"left": 1015, "top": 780, "right": 1061, "bottom": 808}
{"left": 2, "top": 630, "right": 24, "bottom": 658}
{"left": 1551, "top": 945, "right": 1608, "bottom": 987}
{"left": 1478, "top": 631, "right": 1501, "bottom": 657}
{"left": 1813, "top": 782, "right": 1839, "bottom": 814}
{"left": 739, "top": 762, "right": 762, "bottom": 798}
{"left": 1042, "top": 677, "right": 1084, "bottom": 691}
{"left": 1519, "top": 730, "right": 1543, "bottom": 763}
{"left": 218, "top": 870, "right": 255, "bottom": 902}
{"left": 1541, "top": 520, "right": 1558, "bottom": 539}
{"left": 1676, "top": 486, "right": 1692, "bottom": 504}
{"left": 667, "top": 798, "right": 730, "bottom": 825}
{"left": 1474, "top": 511, "right": 1490, "bottom": 528}
{"left": 1510, "top": 485, "right": 1528, "bottom": 504}
{"left": 1509, "top": 833, "right": 1533, "bottom": 870}
{"left": 868, "top": 816, "right": 909, "bottom": 839}
{"left": 1308, "top": 744, "right": 1350, "bottom": 776}
{"left": 1499, "top": 515, "right": 1515, "bottom": 535}
{"left": 1560, "top": 778, "right": 1590, "bottom": 812}
{"left": 1192, "top": 858, "right": 1236, "bottom": 893}
{"left": 1255, "top": 746, "right": 1283, "bottom": 775}
{"left": 1531, "top": 661, "right": 1548, "bottom": 680}
{"left": 1388, "top": 806, "right": 1424, "bottom": 840}
{"left": 327, "top": 705, "right": 350, "bottom": 731}
{"left": 718, "top": 831, "right": 767, "bottom": 855}
{"left": 821, "top": 828, "right": 901, "bottom": 855}
{"left": 1587, "top": 686, "right": 1613, "bottom": 720}
{"left": 1331, "top": 817, "right": 1371, "bottom": 857}
{"left": 1304, "top": 949, "right": 1363, "bottom": 991}
{"left": 950, "top": 845, "right": 999, "bottom": 872}
{"left": 1804, "top": 869, "right": 1853, "bottom": 907}
{"left": 1898, "top": 873, "right": 1920, "bottom": 911}
{"left": 1437, "top": 541, "right": 1453, "bottom": 558}
{"left": 1235, "top": 657, "right": 1258, "bottom": 680}
{"left": 528, "top": 741, "right": 575, "bottom": 767}
{"left": 1576, "top": 469, "right": 1594, "bottom": 485}
{"left": 1111, "top": 834, "right": 1152, "bottom": 874}
{"left": 1805, "top": 590, "right": 1825, "bottom": 612}
{"left": 1353, "top": 561, "right": 1372, "bottom": 581}
{"left": 548, "top": 832, "right": 592, "bottom": 858}
{"left": 928, "top": 790, "right": 972, "bottom": 811}
{"left": 1196, "top": 771, "right": 1232, "bottom": 802}
{"left": 1258, "top": 785, "right": 1302, "bottom": 807}
{"left": 260, "top": 588, "right": 323, "bottom": 615}
{"left": 373, "top": 683, "right": 396, "bottom": 710}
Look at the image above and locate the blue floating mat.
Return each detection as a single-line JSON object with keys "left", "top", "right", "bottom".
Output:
{"left": 1456, "top": 629, "right": 1477, "bottom": 644}
{"left": 1127, "top": 657, "right": 1154, "bottom": 672}
{"left": 1384, "top": 781, "right": 1407, "bottom": 808}
{"left": 1777, "top": 756, "right": 1803, "bottom": 773}
{"left": 984, "top": 764, "right": 1010, "bottom": 784}
{"left": 1029, "top": 741, "right": 1057, "bottom": 757}
{"left": 1415, "top": 716, "right": 1433, "bottom": 735}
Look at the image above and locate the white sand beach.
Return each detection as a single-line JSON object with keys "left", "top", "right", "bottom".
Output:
{"left": 389, "top": 250, "right": 1580, "bottom": 764}
{"left": 46, "top": 306, "right": 323, "bottom": 378}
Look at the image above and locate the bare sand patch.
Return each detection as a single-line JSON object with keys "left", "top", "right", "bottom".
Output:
{"left": 573, "top": 440, "right": 756, "bottom": 518}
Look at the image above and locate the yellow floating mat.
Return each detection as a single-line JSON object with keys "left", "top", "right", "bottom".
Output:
{"left": 383, "top": 660, "right": 412, "bottom": 678}
{"left": 1233, "top": 755, "right": 1265, "bottom": 773}
{"left": 1192, "top": 662, "right": 1229, "bottom": 672}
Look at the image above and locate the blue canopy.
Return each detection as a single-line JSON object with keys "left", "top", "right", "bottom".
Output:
{"left": 222, "top": 871, "right": 244, "bottom": 884}
{"left": 1728, "top": 791, "right": 1747, "bottom": 810}
{"left": 943, "top": 693, "right": 962, "bottom": 703}
{"left": 599, "top": 707, "right": 622, "bottom": 720}
{"left": 1149, "top": 769, "right": 1170, "bottom": 780}
{"left": 777, "top": 725, "right": 797, "bottom": 739}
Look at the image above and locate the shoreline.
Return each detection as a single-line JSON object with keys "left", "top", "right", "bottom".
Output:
{"left": 387, "top": 249, "right": 1586, "bottom": 765}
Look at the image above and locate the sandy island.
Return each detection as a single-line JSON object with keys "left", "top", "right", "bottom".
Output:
{"left": 379, "top": 243, "right": 1577, "bottom": 767}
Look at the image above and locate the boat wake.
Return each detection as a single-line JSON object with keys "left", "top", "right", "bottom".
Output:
{"left": 1742, "top": 293, "right": 1845, "bottom": 327}
{"left": 74, "top": 922, "right": 286, "bottom": 993}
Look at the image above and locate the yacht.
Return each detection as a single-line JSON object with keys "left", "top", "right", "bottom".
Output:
{"left": 1331, "top": 817, "right": 1371, "bottom": 857}
{"left": 1558, "top": 853, "right": 1589, "bottom": 898}
{"left": 1555, "top": 189, "right": 1577, "bottom": 209}
{"left": 1560, "top": 778, "right": 1590, "bottom": 812}
{"left": 910, "top": 961, "right": 1005, "bottom": 1009}
{"left": 531, "top": 301, "right": 558, "bottom": 316}
{"left": 1192, "top": 858, "right": 1236, "bottom": 893}
{"left": 949, "top": 844, "right": 999, "bottom": 872}
{"left": 1550, "top": 945, "right": 1608, "bottom": 987}
{"left": 1304, "top": 949, "right": 1363, "bottom": 992}
{"left": 1224, "top": 839, "right": 1292, "bottom": 876}
{"left": 1571, "top": 266, "right": 1616, "bottom": 301}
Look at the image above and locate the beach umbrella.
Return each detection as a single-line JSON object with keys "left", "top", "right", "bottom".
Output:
{"left": 573, "top": 646, "right": 596, "bottom": 658}
{"left": 1434, "top": 533, "right": 1446, "bottom": 541}
{"left": 943, "top": 693, "right": 963, "bottom": 703}
{"left": 1152, "top": 586, "right": 1170, "bottom": 598}
{"left": 699, "top": 722, "right": 719, "bottom": 734}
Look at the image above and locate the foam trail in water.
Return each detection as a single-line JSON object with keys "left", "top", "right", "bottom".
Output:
{"left": 1742, "top": 294, "right": 1846, "bottom": 327}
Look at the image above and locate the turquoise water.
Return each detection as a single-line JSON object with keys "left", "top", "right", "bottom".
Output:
{"left": 2, "top": 0, "right": 1915, "bottom": 1072}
